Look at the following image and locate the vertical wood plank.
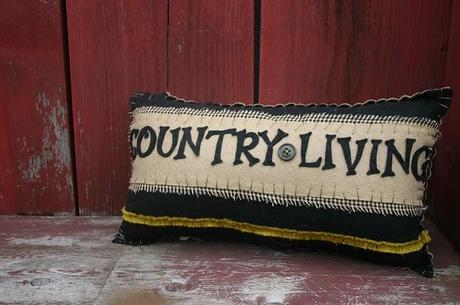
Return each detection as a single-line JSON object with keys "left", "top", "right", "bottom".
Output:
{"left": 67, "top": 1, "right": 168, "bottom": 215}
{"left": 346, "top": 0, "right": 451, "bottom": 102}
{"left": 168, "top": 0, "right": 254, "bottom": 104}
{"left": 431, "top": 1, "right": 460, "bottom": 249}
{"left": 259, "top": 0, "right": 451, "bottom": 104}
{"left": 0, "top": 0, "right": 75, "bottom": 214}
{"left": 260, "top": 0, "right": 350, "bottom": 103}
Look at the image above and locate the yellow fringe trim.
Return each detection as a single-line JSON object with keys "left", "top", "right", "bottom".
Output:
{"left": 121, "top": 208, "right": 431, "bottom": 255}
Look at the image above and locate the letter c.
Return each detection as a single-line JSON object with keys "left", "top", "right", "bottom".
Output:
{"left": 129, "top": 129, "right": 139, "bottom": 159}
{"left": 136, "top": 126, "right": 157, "bottom": 158}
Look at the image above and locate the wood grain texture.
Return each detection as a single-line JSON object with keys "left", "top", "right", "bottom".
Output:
{"left": 431, "top": 0, "right": 460, "bottom": 250}
{"left": 259, "top": 0, "right": 451, "bottom": 104}
{"left": 168, "top": 0, "right": 254, "bottom": 104}
{"left": 0, "top": 0, "right": 74, "bottom": 215}
{"left": 0, "top": 217, "right": 459, "bottom": 304}
{"left": 66, "top": 0, "right": 168, "bottom": 215}
{"left": 68, "top": 0, "right": 253, "bottom": 215}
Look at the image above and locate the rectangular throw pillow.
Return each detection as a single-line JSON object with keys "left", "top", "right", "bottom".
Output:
{"left": 114, "top": 88, "right": 452, "bottom": 277}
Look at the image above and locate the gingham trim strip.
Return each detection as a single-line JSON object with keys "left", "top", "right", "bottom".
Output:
{"left": 129, "top": 183, "right": 423, "bottom": 217}
{"left": 132, "top": 105, "right": 439, "bottom": 129}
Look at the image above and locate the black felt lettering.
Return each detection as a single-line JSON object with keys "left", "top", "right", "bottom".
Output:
{"left": 258, "top": 129, "right": 289, "bottom": 166}
{"left": 136, "top": 126, "right": 156, "bottom": 158}
{"left": 157, "top": 126, "right": 180, "bottom": 158}
{"left": 411, "top": 146, "right": 433, "bottom": 181}
{"left": 299, "top": 132, "right": 322, "bottom": 168}
{"left": 174, "top": 126, "right": 208, "bottom": 160}
{"left": 233, "top": 129, "right": 260, "bottom": 166}
{"left": 382, "top": 138, "right": 416, "bottom": 177}
{"left": 206, "top": 128, "right": 237, "bottom": 165}
{"left": 367, "top": 139, "right": 382, "bottom": 175}
{"left": 322, "top": 134, "right": 337, "bottom": 170}
{"left": 337, "top": 137, "right": 368, "bottom": 176}
{"left": 129, "top": 129, "right": 139, "bottom": 159}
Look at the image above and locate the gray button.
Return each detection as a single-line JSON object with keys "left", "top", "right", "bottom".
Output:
{"left": 278, "top": 143, "right": 296, "bottom": 161}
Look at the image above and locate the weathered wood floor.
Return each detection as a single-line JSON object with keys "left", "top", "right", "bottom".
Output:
{"left": 0, "top": 217, "right": 459, "bottom": 305}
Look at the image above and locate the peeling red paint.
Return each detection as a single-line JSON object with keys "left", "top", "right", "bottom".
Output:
{"left": 0, "top": 1, "right": 75, "bottom": 214}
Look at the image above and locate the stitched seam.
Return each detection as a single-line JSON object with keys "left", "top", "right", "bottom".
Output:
{"left": 131, "top": 106, "right": 439, "bottom": 129}
{"left": 129, "top": 183, "right": 423, "bottom": 216}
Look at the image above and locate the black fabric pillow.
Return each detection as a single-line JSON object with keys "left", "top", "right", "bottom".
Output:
{"left": 114, "top": 88, "right": 452, "bottom": 277}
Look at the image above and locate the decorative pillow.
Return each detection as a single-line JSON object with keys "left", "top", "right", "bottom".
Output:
{"left": 114, "top": 88, "right": 452, "bottom": 277}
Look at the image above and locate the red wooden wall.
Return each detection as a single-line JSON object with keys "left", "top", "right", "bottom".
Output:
{"left": 0, "top": 0, "right": 75, "bottom": 215}
{"left": 431, "top": 0, "right": 460, "bottom": 251}
{"left": 259, "top": 0, "right": 450, "bottom": 103}
{"left": 66, "top": 1, "right": 168, "bottom": 215}
{"left": 66, "top": 0, "right": 253, "bottom": 215}
{"left": 0, "top": 0, "right": 459, "bottom": 248}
